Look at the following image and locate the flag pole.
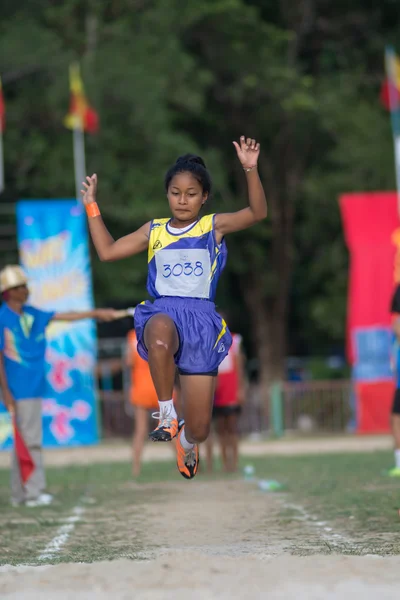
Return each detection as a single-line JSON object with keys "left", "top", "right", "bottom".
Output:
{"left": 385, "top": 46, "right": 400, "bottom": 218}
{"left": 0, "top": 128, "right": 4, "bottom": 194}
{"left": 73, "top": 126, "right": 86, "bottom": 202}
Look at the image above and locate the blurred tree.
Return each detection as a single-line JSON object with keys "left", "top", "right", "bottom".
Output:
{"left": 0, "top": 0, "right": 399, "bottom": 399}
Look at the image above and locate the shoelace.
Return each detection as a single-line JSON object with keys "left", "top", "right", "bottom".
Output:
{"left": 185, "top": 447, "right": 197, "bottom": 468}
{"left": 151, "top": 405, "right": 175, "bottom": 429}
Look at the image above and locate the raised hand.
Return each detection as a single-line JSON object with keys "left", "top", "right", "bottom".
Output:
{"left": 81, "top": 174, "right": 97, "bottom": 206}
{"left": 232, "top": 136, "right": 260, "bottom": 170}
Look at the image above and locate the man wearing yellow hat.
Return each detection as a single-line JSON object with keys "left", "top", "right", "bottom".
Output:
{"left": 0, "top": 265, "right": 118, "bottom": 507}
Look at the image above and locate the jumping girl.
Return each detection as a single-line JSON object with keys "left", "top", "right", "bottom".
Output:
{"left": 81, "top": 136, "right": 267, "bottom": 480}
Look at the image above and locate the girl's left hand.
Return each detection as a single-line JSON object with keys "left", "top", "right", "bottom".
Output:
{"left": 233, "top": 136, "right": 260, "bottom": 170}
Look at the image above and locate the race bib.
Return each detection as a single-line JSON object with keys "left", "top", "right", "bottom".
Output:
{"left": 155, "top": 248, "right": 211, "bottom": 298}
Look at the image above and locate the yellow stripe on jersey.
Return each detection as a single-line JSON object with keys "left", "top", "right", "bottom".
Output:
{"left": 148, "top": 214, "right": 215, "bottom": 263}
{"left": 209, "top": 245, "right": 220, "bottom": 281}
{"left": 213, "top": 318, "right": 227, "bottom": 350}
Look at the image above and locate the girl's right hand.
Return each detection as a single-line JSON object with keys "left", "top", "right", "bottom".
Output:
{"left": 81, "top": 174, "right": 98, "bottom": 205}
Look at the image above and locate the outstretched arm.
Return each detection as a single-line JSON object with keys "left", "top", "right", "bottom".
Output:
{"left": 215, "top": 136, "right": 267, "bottom": 240}
{"left": 81, "top": 174, "right": 150, "bottom": 262}
{"left": 52, "top": 309, "right": 121, "bottom": 322}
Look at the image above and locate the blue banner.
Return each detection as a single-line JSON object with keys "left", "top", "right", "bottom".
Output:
{"left": 0, "top": 200, "right": 99, "bottom": 449}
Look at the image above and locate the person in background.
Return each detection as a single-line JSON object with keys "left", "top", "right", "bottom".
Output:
{"left": 207, "top": 317, "right": 247, "bottom": 473}
{"left": 126, "top": 328, "right": 159, "bottom": 478}
{"left": 389, "top": 285, "right": 400, "bottom": 477}
{"left": 0, "top": 265, "right": 119, "bottom": 507}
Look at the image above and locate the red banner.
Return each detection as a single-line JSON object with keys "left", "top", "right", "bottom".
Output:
{"left": 339, "top": 192, "right": 399, "bottom": 432}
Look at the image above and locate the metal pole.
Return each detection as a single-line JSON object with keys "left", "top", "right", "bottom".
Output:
{"left": 270, "top": 382, "right": 284, "bottom": 438}
{"left": 0, "top": 130, "right": 4, "bottom": 194}
{"left": 73, "top": 126, "right": 86, "bottom": 202}
{"left": 385, "top": 47, "right": 400, "bottom": 218}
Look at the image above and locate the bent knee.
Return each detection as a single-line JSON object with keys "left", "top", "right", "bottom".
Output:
{"left": 145, "top": 314, "right": 178, "bottom": 350}
{"left": 188, "top": 422, "right": 211, "bottom": 444}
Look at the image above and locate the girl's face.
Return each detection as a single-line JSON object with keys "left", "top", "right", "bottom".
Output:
{"left": 167, "top": 172, "right": 208, "bottom": 224}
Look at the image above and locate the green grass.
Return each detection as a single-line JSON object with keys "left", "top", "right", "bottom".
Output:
{"left": 0, "top": 460, "right": 179, "bottom": 566}
{"left": 0, "top": 449, "right": 399, "bottom": 565}
{"left": 247, "top": 451, "right": 400, "bottom": 531}
{"left": 244, "top": 450, "right": 400, "bottom": 555}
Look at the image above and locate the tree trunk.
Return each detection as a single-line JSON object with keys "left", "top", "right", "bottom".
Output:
{"left": 240, "top": 185, "right": 294, "bottom": 430}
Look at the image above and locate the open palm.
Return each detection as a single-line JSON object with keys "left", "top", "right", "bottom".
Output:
{"left": 233, "top": 136, "right": 260, "bottom": 169}
{"left": 81, "top": 174, "right": 98, "bottom": 205}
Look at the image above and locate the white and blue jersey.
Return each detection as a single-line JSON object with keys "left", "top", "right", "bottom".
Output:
{"left": 134, "top": 214, "right": 232, "bottom": 375}
{"left": 146, "top": 214, "right": 227, "bottom": 301}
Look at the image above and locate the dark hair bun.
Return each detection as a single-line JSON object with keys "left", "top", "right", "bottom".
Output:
{"left": 165, "top": 152, "right": 211, "bottom": 194}
{"left": 175, "top": 154, "right": 206, "bottom": 169}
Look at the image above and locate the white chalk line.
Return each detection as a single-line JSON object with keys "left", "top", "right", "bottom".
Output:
{"left": 38, "top": 505, "right": 85, "bottom": 561}
{"left": 284, "top": 502, "right": 358, "bottom": 550}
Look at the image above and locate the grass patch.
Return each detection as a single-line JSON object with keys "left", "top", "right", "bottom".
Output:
{"left": 0, "top": 449, "right": 399, "bottom": 564}
{"left": 244, "top": 451, "right": 400, "bottom": 532}
{"left": 244, "top": 450, "right": 400, "bottom": 555}
{"left": 0, "top": 460, "right": 180, "bottom": 566}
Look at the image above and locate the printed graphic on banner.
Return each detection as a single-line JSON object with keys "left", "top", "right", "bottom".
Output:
{"left": 0, "top": 200, "right": 99, "bottom": 449}
{"left": 340, "top": 192, "right": 399, "bottom": 433}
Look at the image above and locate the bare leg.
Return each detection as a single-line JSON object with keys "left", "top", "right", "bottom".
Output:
{"left": 226, "top": 413, "right": 240, "bottom": 472}
{"left": 173, "top": 371, "right": 183, "bottom": 420}
{"left": 392, "top": 414, "right": 400, "bottom": 449}
{"left": 179, "top": 375, "right": 216, "bottom": 444}
{"left": 132, "top": 406, "right": 148, "bottom": 478}
{"left": 390, "top": 414, "right": 400, "bottom": 475}
{"left": 144, "top": 314, "right": 179, "bottom": 401}
{"left": 216, "top": 415, "right": 229, "bottom": 472}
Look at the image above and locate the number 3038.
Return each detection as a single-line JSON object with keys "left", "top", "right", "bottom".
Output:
{"left": 162, "top": 261, "right": 204, "bottom": 278}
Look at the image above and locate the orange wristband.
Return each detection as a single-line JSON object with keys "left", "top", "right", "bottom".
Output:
{"left": 86, "top": 202, "right": 101, "bottom": 218}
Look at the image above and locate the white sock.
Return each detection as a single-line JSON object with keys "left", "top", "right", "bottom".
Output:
{"left": 395, "top": 449, "right": 400, "bottom": 469}
{"left": 180, "top": 426, "right": 195, "bottom": 451}
{"left": 158, "top": 399, "right": 177, "bottom": 419}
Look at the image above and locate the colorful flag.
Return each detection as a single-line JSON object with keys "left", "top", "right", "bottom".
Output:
{"left": 383, "top": 47, "right": 400, "bottom": 218}
{"left": 0, "top": 76, "right": 5, "bottom": 133}
{"left": 381, "top": 51, "right": 400, "bottom": 111}
{"left": 13, "top": 418, "right": 35, "bottom": 484}
{"left": 64, "top": 63, "right": 99, "bottom": 134}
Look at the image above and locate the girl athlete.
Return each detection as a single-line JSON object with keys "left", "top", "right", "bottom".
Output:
{"left": 82, "top": 136, "right": 267, "bottom": 480}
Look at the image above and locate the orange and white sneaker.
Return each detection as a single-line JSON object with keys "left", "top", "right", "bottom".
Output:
{"left": 149, "top": 407, "right": 179, "bottom": 442}
{"left": 176, "top": 428, "right": 199, "bottom": 479}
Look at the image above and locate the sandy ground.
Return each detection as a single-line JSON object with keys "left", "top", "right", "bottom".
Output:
{"left": 1, "top": 554, "right": 400, "bottom": 600}
{"left": 0, "top": 436, "right": 397, "bottom": 599}
{"left": 0, "top": 433, "right": 393, "bottom": 468}
{"left": 1, "top": 552, "right": 400, "bottom": 600}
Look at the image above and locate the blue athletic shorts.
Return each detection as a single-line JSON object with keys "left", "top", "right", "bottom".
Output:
{"left": 134, "top": 297, "right": 232, "bottom": 376}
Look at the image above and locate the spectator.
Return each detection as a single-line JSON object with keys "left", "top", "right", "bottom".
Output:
{"left": 389, "top": 285, "right": 400, "bottom": 477}
{"left": 207, "top": 315, "right": 247, "bottom": 473}
{"left": 126, "top": 329, "right": 159, "bottom": 478}
{"left": 0, "top": 265, "right": 118, "bottom": 506}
